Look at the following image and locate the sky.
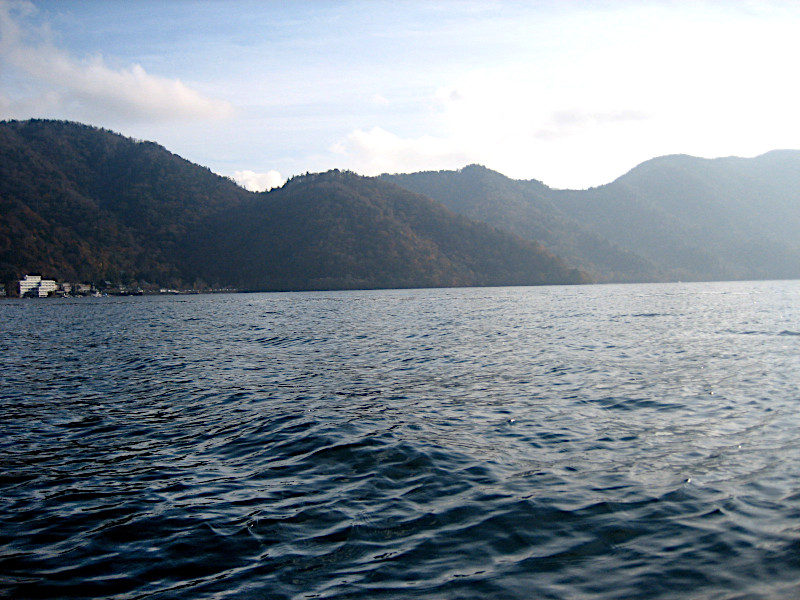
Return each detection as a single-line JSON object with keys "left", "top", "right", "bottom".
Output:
{"left": 1, "top": 0, "right": 799, "bottom": 191}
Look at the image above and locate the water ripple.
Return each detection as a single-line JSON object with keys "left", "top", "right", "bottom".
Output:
{"left": 2, "top": 281, "right": 800, "bottom": 599}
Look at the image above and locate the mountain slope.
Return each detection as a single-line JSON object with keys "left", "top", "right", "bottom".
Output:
{"left": 185, "top": 170, "right": 589, "bottom": 290}
{"left": 385, "top": 155, "right": 800, "bottom": 283}
{"left": 555, "top": 152, "right": 800, "bottom": 280}
{"left": 0, "top": 120, "right": 587, "bottom": 291}
{"left": 382, "top": 165, "right": 660, "bottom": 282}
{"left": 0, "top": 119, "right": 252, "bottom": 287}
{"left": 6, "top": 119, "right": 796, "bottom": 289}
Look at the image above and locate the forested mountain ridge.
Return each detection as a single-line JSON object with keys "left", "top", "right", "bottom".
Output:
{"left": 4, "top": 119, "right": 797, "bottom": 291}
{"left": 554, "top": 151, "right": 800, "bottom": 281}
{"left": 382, "top": 165, "right": 659, "bottom": 282}
{"left": 0, "top": 119, "right": 252, "bottom": 287}
{"left": 384, "top": 154, "right": 800, "bottom": 282}
{"left": 0, "top": 119, "right": 588, "bottom": 292}
{"left": 184, "top": 170, "right": 588, "bottom": 290}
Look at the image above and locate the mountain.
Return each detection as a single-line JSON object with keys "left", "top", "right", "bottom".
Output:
{"left": 5, "top": 119, "right": 796, "bottom": 290}
{"left": 0, "top": 120, "right": 587, "bottom": 292}
{"left": 0, "top": 119, "right": 251, "bottom": 288}
{"left": 383, "top": 155, "right": 800, "bottom": 282}
{"left": 382, "top": 165, "right": 659, "bottom": 282}
{"left": 554, "top": 152, "right": 800, "bottom": 281}
{"left": 183, "top": 170, "right": 588, "bottom": 290}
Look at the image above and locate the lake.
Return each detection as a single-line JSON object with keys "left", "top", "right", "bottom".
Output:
{"left": 2, "top": 280, "right": 800, "bottom": 599}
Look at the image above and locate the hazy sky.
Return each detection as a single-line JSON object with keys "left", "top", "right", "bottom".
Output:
{"left": 2, "top": 0, "right": 799, "bottom": 190}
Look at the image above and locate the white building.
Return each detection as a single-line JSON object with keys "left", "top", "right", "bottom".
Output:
{"left": 19, "top": 275, "right": 57, "bottom": 297}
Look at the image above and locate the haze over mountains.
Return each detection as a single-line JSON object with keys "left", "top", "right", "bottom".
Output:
{"left": 383, "top": 154, "right": 800, "bottom": 283}
{"left": 2, "top": 119, "right": 799, "bottom": 292}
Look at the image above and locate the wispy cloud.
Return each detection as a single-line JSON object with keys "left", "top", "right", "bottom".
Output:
{"left": 0, "top": 0, "right": 233, "bottom": 122}
{"left": 534, "top": 109, "right": 650, "bottom": 141}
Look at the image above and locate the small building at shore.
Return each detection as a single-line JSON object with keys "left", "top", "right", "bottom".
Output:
{"left": 19, "top": 275, "right": 57, "bottom": 298}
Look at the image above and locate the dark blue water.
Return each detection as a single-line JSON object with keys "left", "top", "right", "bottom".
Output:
{"left": 2, "top": 281, "right": 800, "bottom": 599}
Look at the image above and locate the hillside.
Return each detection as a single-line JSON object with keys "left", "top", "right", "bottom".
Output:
{"left": 384, "top": 155, "right": 800, "bottom": 283}
{"left": 0, "top": 119, "right": 252, "bottom": 288}
{"left": 183, "top": 170, "right": 588, "bottom": 290}
{"left": 5, "top": 119, "right": 797, "bottom": 290}
{"left": 0, "top": 120, "right": 587, "bottom": 292}
{"left": 382, "top": 166, "right": 659, "bottom": 282}
{"left": 554, "top": 152, "right": 800, "bottom": 281}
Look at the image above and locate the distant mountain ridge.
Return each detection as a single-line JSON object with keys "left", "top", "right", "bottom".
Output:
{"left": 2, "top": 119, "right": 798, "bottom": 291}
{"left": 382, "top": 165, "right": 659, "bottom": 282}
{"left": 0, "top": 120, "right": 586, "bottom": 292}
{"left": 383, "top": 153, "right": 800, "bottom": 282}
{"left": 554, "top": 151, "right": 800, "bottom": 281}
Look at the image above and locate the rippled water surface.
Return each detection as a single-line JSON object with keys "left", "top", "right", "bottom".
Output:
{"left": 2, "top": 281, "right": 800, "bottom": 599}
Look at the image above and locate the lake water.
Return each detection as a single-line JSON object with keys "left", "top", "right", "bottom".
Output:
{"left": 2, "top": 281, "right": 800, "bottom": 599}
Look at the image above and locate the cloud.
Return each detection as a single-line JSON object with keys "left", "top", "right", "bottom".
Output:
{"left": 331, "top": 126, "right": 473, "bottom": 175}
{"left": 534, "top": 109, "right": 650, "bottom": 141}
{"left": 332, "top": 2, "right": 800, "bottom": 188}
{"left": 233, "top": 170, "right": 285, "bottom": 192}
{"left": 0, "top": 1, "right": 233, "bottom": 122}
{"left": 433, "top": 68, "right": 653, "bottom": 145}
{"left": 332, "top": 69, "right": 651, "bottom": 184}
